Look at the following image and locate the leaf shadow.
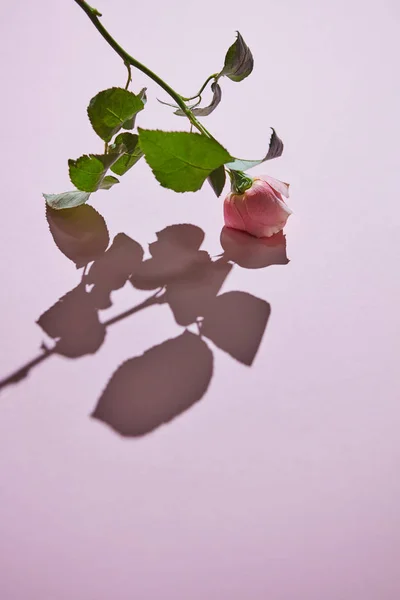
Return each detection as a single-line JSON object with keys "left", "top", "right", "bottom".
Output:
{"left": 92, "top": 330, "right": 213, "bottom": 437}
{"left": 0, "top": 206, "right": 289, "bottom": 437}
{"left": 46, "top": 204, "right": 110, "bottom": 268}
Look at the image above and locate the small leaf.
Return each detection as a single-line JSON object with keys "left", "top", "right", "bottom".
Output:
{"left": 99, "top": 175, "right": 120, "bottom": 190}
{"left": 68, "top": 153, "right": 121, "bottom": 192}
{"left": 157, "top": 98, "right": 180, "bottom": 109}
{"left": 226, "top": 128, "right": 284, "bottom": 171}
{"left": 158, "top": 97, "right": 200, "bottom": 111}
{"left": 87, "top": 87, "right": 145, "bottom": 142}
{"left": 175, "top": 82, "right": 222, "bottom": 117}
{"left": 220, "top": 31, "right": 254, "bottom": 82}
{"left": 122, "top": 87, "right": 147, "bottom": 130}
{"left": 207, "top": 165, "right": 226, "bottom": 197}
{"left": 138, "top": 129, "right": 233, "bottom": 193}
{"left": 43, "top": 190, "right": 91, "bottom": 210}
{"left": 110, "top": 132, "right": 143, "bottom": 176}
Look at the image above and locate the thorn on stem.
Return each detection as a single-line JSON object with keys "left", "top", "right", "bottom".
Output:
{"left": 90, "top": 7, "right": 102, "bottom": 17}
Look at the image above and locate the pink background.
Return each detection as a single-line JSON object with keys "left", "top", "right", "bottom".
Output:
{"left": 1, "top": 0, "right": 399, "bottom": 598}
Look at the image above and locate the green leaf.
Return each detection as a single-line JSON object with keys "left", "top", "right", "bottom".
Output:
{"left": 87, "top": 87, "right": 145, "bottom": 142}
{"left": 220, "top": 31, "right": 254, "bottom": 82}
{"left": 43, "top": 190, "right": 91, "bottom": 210}
{"left": 138, "top": 129, "right": 233, "bottom": 193}
{"left": 99, "top": 175, "right": 120, "bottom": 190}
{"left": 110, "top": 132, "right": 143, "bottom": 176}
{"left": 68, "top": 153, "right": 121, "bottom": 192}
{"left": 175, "top": 82, "right": 222, "bottom": 118}
{"left": 226, "top": 128, "right": 284, "bottom": 171}
{"left": 122, "top": 88, "right": 147, "bottom": 130}
{"left": 208, "top": 165, "right": 226, "bottom": 197}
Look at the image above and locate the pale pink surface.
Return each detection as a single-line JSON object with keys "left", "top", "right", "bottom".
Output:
{"left": 224, "top": 177, "right": 292, "bottom": 237}
{"left": 1, "top": 1, "right": 400, "bottom": 600}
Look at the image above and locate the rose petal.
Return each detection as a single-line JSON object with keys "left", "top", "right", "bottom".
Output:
{"left": 257, "top": 174, "right": 290, "bottom": 198}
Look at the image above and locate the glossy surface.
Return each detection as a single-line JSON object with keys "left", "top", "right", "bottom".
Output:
{"left": 1, "top": 1, "right": 399, "bottom": 598}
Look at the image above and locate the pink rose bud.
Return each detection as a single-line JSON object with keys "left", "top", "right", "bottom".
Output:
{"left": 224, "top": 174, "right": 292, "bottom": 238}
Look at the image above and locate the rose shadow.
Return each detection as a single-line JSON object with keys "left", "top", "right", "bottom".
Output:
{"left": 0, "top": 204, "right": 289, "bottom": 437}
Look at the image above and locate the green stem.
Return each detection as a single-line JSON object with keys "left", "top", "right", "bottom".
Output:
{"left": 124, "top": 61, "right": 132, "bottom": 90}
{"left": 182, "top": 73, "right": 219, "bottom": 101}
{"left": 73, "top": 0, "right": 211, "bottom": 138}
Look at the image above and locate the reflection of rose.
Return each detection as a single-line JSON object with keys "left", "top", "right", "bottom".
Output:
{"left": 224, "top": 175, "right": 292, "bottom": 238}
{"left": 220, "top": 227, "right": 289, "bottom": 269}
